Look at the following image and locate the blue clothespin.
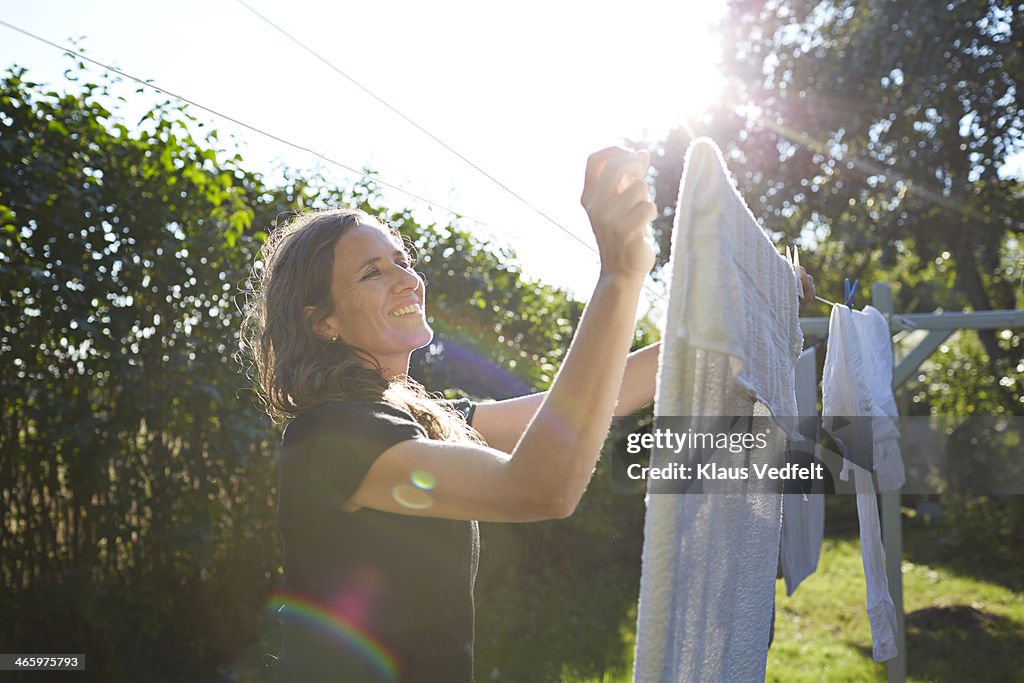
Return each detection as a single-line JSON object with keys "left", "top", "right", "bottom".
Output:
{"left": 844, "top": 278, "right": 858, "bottom": 308}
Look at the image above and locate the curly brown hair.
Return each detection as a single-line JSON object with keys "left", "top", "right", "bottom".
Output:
{"left": 239, "top": 207, "right": 483, "bottom": 444}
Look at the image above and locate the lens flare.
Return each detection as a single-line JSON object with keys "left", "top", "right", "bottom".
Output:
{"left": 411, "top": 470, "right": 435, "bottom": 490}
{"left": 267, "top": 591, "right": 398, "bottom": 681}
{"left": 391, "top": 484, "right": 433, "bottom": 510}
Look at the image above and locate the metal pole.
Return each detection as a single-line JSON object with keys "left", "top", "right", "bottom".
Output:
{"left": 873, "top": 282, "right": 906, "bottom": 683}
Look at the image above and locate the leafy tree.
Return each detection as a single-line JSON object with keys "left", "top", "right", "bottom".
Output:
{"left": 0, "top": 64, "right": 289, "bottom": 679}
{"left": 641, "top": 0, "right": 1022, "bottom": 394}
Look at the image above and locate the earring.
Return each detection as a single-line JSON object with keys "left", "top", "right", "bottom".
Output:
{"left": 331, "top": 335, "right": 340, "bottom": 342}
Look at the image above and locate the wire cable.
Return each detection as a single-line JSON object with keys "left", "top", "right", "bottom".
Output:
{"left": 240, "top": 3, "right": 1022, "bottom": 312}
{"left": 0, "top": 18, "right": 501, "bottom": 230}
{"left": 234, "top": 0, "right": 598, "bottom": 253}
{"left": 0, "top": 17, "right": 671, "bottom": 303}
{"left": 231, "top": 2, "right": 675, "bottom": 305}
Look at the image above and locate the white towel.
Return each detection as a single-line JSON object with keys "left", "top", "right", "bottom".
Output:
{"left": 633, "top": 139, "right": 803, "bottom": 682}
{"left": 659, "top": 141, "right": 802, "bottom": 437}
{"left": 821, "top": 304, "right": 900, "bottom": 662}
{"left": 779, "top": 346, "right": 824, "bottom": 595}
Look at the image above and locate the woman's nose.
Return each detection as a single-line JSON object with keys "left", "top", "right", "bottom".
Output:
{"left": 392, "top": 266, "right": 422, "bottom": 293}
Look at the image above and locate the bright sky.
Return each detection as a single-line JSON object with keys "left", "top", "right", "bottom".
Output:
{"left": 1, "top": 0, "right": 727, "bottom": 301}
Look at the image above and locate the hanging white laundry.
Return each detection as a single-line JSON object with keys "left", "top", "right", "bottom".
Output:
{"left": 633, "top": 138, "right": 804, "bottom": 682}
{"left": 824, "top": 305, "right": 904, "bottom": 491}
{"left": 855, "top": 306, "right": 905, "bottom": 491}
{"left": 821, "top": 304, "right": 901, "bottom": 662}
{"left": 779, "top": 346, "right": 825, "bottom": 596}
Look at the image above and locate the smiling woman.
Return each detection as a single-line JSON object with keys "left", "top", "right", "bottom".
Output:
{"left": 240, "top": 149, "right": 668, "bottom": 681}
{"left": 242, "top": 208, "right": 491, "bottom": 681}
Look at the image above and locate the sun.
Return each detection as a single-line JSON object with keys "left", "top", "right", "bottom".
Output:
{"left": 575, "top": 3, "right": 728, "bottom": 143}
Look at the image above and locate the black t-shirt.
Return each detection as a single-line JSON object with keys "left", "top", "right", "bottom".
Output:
{"left": 274, "top": 399, "right": 479, "bottom": 682}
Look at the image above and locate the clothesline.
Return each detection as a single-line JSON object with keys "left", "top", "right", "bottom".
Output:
{"left": 808, "top": 296, "right": 923, "bottom": 337}
{"left": 0, "top": 17, "right": 682, "bottom": 306}
{"left": 234, "top": 0, "right": 584, "bottom": 250}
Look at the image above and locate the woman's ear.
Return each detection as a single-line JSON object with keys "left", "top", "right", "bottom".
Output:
{"left": 304, "top": 305, "right": 339, "bottom": 341}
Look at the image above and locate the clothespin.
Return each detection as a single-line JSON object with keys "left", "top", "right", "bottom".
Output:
{"left": 844, "top": 278, "right": 858, "bottom": 308}
{"left": 784, "top": 245, "right": 804, "bottom": 300}
{"left": 793, "top": 245, "right": 804, "bottom": 299}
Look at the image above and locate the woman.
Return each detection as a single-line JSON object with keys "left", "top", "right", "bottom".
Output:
{"left": 243, "top": 148, "right": 813, "bottom": 681}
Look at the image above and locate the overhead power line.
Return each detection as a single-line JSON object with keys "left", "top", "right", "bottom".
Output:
{"left": 0, "top": 17, "right": 669, "bottom": 304}
{"left": 0, "top": 18, "right": 496, "bottom": 228}
{"left": 233, "top": 0, "right": 598, "bottom": 254}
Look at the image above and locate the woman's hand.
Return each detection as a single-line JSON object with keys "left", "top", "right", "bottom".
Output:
{"left": 580, "top": 147, "right": 657, "bottom": 280}
{"left": 798, "top": 266, "right": 815, "bottom": 308}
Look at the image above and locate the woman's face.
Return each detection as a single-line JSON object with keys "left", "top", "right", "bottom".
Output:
{"left": 317, "top": 220, "right": 433, "bottom": 375}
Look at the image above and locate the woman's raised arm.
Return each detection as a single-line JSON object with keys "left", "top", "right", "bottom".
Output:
{"left": 345, "top": 148, "right": 657, "bottom": 522}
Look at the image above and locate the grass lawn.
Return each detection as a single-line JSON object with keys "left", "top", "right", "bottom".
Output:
{"left": 564, "top": 504, "right": 1024, "bottom": 682}
{"left": 767, "top": 509, "right": 1024, "bottom": 682}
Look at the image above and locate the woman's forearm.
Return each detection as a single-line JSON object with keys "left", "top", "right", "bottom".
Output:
{"left": 616, "top": 341, "right": 660, "bottom": 415}
{"left": 507, "top": 273, "right": 646, "bottom": 515}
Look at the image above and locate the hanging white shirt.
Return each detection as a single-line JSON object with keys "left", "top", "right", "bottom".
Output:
{"left": 821, "top": 304, "right": 902, "bottom": 662}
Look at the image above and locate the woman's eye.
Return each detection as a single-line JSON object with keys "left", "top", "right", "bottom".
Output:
{"left": 362, "top": 267, "right": 380, "bottom": 280}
